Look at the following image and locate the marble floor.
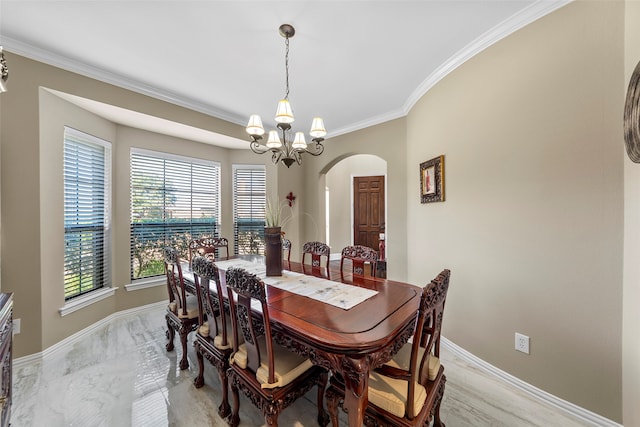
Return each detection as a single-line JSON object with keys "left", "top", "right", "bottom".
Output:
{"left": 11, "top": 304, "right": 591, "bottom": 427}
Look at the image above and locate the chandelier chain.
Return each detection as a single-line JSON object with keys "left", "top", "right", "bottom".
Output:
{"left": 284, "top": 36, "right": 290, "bottom": 100}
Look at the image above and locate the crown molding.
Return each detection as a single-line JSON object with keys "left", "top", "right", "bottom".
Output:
{"left": 322, "top": 0, "right": 573, "bottom": 138}
{"left": 328, "top": 107, "right": 407, "bottom": 139}
{"left": 0, "top": 36, "right": 246, "bottom": 127}
{"left": 1, "top": 0, "right": 572, "bottom": 139}
{"left": 402, "top": 0, "right": 572, "bottom": 115}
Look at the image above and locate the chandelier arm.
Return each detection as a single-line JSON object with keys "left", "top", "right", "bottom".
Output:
{"left": 303, "top": 139, "right": 325, "bottom": 157}
{"left": 272, "top": 150, "right": 283, "bottom": 165}
{"left": 249, "top": 138, "right": 270, "bottom": 155}
{"left": 294, "top": 150, "right": 303, "bottom": 165}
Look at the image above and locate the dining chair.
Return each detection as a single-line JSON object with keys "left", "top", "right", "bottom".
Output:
{"left": 188, "top": 236, "right": 230, "bottom": 269}
{"left": 281, "top": 237, "right": 292, "bottom": 269}
{"left": 325, "top": 269, "right": 451, "bottom": 427}
{"left": 225, "top": 267, "right": 329, "bottom": 427}
{"left": 301, "top": 241, "right": 331, "bottom": 279}
{"left": 191, "top": 254, "right": 234, "bottom": 418}
{"left": 163, "top": 247, "right": 199, "bottom": 370}
{"left": 339, "top": 245, "right": 379, "bottom": 278}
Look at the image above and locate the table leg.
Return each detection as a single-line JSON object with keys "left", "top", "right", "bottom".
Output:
{"left": 341, "top": 356, "right": 370, "bottom": 426}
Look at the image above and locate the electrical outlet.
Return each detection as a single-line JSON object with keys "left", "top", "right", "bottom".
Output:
{"left": 13, "top": 318, "right": 20, "bottom": 335}
{"left": 515, "top": 332, "right": 529, "bottom": 354}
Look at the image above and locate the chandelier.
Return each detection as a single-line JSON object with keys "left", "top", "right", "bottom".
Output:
{"left": 245, "top": 24, "right": 326, "bottom": 168}
{"left": 0, "top": 46, "right": 8, "bottom": 93}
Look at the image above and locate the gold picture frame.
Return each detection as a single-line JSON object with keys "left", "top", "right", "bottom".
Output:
{"left": 420, "top": 155, "right": 445, "bottom": 203}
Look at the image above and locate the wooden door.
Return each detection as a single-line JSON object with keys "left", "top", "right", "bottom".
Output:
{"left": 353, "top": 176, "right": 385, "bottom": 251}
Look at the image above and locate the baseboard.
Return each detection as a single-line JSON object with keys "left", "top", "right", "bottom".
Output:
{"left": 13, "top": 303, "right": 621, "bottom": 427}
{"left": 14, "top": 300, "right": 167, "bottom": 369}
{"left": 441, "top": 337, "right": 622, "bottom": 427}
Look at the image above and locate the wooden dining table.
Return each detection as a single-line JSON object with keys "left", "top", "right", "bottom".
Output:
{"left": 184, "top": 257, "right": 421, "bottom": 426}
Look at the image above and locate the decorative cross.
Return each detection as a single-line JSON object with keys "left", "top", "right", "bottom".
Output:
{"left": 286, "top": 192, "right": 296, "bottom": 207}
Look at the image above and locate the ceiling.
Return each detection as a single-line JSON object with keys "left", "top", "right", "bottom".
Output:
{"left": 0, "top": 1, "right": 569, "bottom": 149}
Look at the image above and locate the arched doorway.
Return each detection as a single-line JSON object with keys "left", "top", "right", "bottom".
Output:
{"left": 324, "top": 154, "right": 387, "bottom": 259}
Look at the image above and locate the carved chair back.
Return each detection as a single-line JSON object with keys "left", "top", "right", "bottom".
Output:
{"left": 326, "top": 269, "right": 451, "bottom": 425}
{"left": 225, "top": 266, "right": 329, "bottom": 427}
{"left": 192, "top": 254, "right": 230, "bottom": 347}
{"left": 387, "top": 268, "right": 451, "bottom": 419}
{"left": 163, "top": 247, "right": 189, "bottom": 317}
{"left": 340, "top": 245, "right": 379, "bottom": 278}
{"left": 301, "top": 241, "right": 331, "bottom": 279}
{"left": 226, "top": 267, "right": 276, "bottom": 382}
{"left": 188, "top": 237, "right": 230, "bottom": 268}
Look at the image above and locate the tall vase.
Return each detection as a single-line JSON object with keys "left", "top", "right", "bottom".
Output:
{"left": 264, "top": 226, "right": 283, "bottom": 276}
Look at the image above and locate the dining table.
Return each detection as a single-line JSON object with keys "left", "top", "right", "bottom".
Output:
{"left": 183, "top": 256, "right": 421, "bottom": 426}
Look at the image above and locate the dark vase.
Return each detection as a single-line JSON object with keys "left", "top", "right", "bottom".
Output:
{"left": 264, "top": 226, "right": 282, "bottom": 276}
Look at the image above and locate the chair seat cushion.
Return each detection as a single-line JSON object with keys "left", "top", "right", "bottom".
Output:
{"left": 368, "top": 345, "right": 441, "bottom": 418}
{"left": 198, "top": 317, "right": 236, "bottom": 350}
{"left": 168, "top": 295, "right": 199, "bottom": 319}
{"left": 232, "top": 340, "right": 313, "bottom": 389}
{"left": 368, "top": 371, "right": 427, "bottom": 419}
{"left": 198, "top": 322, "right": 210, "bottom": 337}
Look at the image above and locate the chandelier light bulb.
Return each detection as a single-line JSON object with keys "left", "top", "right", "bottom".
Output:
{"left": 246, "top": 114, "right": 265, "bottom": 136}
{"left": 310, "top": 117, "right": 327, "bottom": 138}
{"left": 292, "top": 132, "right": 307, "bottom": 149}
{"left": 266, "top": 130, "right": 282, "bottom": 149}
{"left": 275, "top": 99, "right": 294, "bottom": 124}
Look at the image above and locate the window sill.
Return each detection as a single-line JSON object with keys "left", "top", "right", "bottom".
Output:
{"left": 125, "top": 277, "right": 165, "bottom": 292}
{"left": 59, "top": 287, "right": 117, "bottom": 317}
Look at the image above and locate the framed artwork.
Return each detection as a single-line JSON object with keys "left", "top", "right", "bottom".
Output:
{"left": 420, "top": 155, "right": 444, "bottom": 203}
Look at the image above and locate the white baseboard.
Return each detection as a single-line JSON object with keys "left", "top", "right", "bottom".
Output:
{"left": 13, "top": 304, "right": 621, "bottom": 427}
{"left": 441, "top": 337, "right": 622, "bottom": 427}
{"left": 14, "top": 300, "right": 167, "bottom": 369}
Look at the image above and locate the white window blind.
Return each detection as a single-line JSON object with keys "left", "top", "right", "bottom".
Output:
{"left": 233, "top": 165, "right": 266, "bottom": 255}
{"left": 130, "top": 149, "right": 220, "bottom": 279}
{"left": 63, "top": 127, "right": 112, "bottom": 300}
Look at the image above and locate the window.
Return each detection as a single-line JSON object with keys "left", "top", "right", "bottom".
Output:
{"left": 130, "top": 149, "right": 220, "bottom": 280}
{"left": 64, "top": 127, "right": 111, "bottom": 300}
{"left": 233, "top": 165, "right": 266, "bottom": 255}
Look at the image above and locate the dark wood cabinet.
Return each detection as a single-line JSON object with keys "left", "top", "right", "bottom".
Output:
{"left": 0, "top": 294, "right": 12, "bottom": 427}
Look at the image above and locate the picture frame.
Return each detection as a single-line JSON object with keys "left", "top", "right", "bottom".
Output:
{"left": 420, "top": 155, "right": 445, "bottom": 203}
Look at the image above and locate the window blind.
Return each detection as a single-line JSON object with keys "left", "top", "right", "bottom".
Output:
{"left": 233, "top": 165, "right": 266, "bottom": 255}
{"left": 63, "top": 127, "right": 112, "bottom": 300}
{"left": 130, "top": 149, "right": 220, "bottom": 279}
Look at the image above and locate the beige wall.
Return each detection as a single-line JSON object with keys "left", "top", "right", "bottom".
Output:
{"left": 623, "top": 0, "right": 640, "bottom": 425}
{"left": 39, "top": 89, "right": 120, "bottom": 349}
{"left": 325, "top": 155, "right": 386, "bottom": 255}
{"left": 300, "top": 118, "right": 409, "bottom": 282}
{"left": 275, "top": 164, "right": 305, "bottom": 261}
{"left": 1, "top": 53, "right": 283, "bottom": 357}
{"left": 405, "top": 1, "right": 624, "bottom": 421}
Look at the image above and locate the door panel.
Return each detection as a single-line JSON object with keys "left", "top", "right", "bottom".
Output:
{"left": 353, "top": 176, "right": 385, "bottom": 251}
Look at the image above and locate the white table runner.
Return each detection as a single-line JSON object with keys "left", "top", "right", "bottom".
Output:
{"left": 214, "top": 259, "right": 378, "bottom": 310}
